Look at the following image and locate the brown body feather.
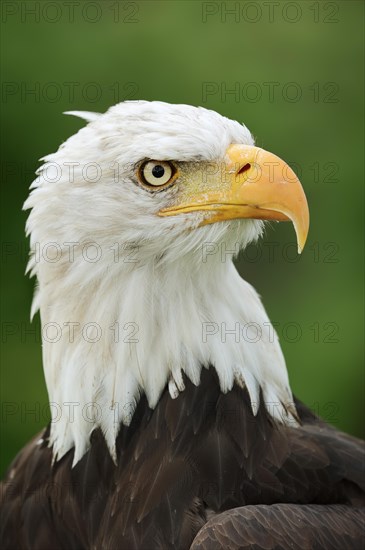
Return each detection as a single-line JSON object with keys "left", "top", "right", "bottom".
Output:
{"left": 1, "top": 368, "right": 364, "bottom": 549}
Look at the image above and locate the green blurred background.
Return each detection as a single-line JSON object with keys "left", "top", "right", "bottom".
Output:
{"left": 1, "top": 1, "right": 364, "bottom": 476}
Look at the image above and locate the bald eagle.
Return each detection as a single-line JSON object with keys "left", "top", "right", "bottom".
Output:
{"left": 1, "top": 102, "right": 364, "bottom": 549}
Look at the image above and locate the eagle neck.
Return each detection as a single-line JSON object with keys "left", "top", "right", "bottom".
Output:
{"left": 41, "top": 255, "right": 296, "bottom": 464}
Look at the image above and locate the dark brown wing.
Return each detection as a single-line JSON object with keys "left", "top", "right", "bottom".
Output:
{"left": 0, "top": 429, "right": 85, "bottom": 550}
{"left": 190, "top": 504, "right": 365, "bottom": 550}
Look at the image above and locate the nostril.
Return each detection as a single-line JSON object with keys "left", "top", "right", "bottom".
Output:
{"left": 237, "top": 163, "right": 251, "bottom": 176}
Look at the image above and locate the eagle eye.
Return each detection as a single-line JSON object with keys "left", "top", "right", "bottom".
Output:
{"left": 138, "top": 160, "right": 177, "bottom": 190}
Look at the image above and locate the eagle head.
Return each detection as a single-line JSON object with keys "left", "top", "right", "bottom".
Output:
{"left": 24, "top": 101, "right": 309, "bottom": 464}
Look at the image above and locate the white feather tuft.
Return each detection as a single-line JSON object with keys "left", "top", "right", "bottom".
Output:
{"left": 64, "top": 110, "right": 101, "bottom": 122}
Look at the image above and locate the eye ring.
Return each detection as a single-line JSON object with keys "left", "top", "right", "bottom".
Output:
{"left": 138, "top": 160, "right": 177, "bottom": 191}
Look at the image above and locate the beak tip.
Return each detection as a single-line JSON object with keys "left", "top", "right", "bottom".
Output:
{"left": 293, "top": 212, "right": 309, "bottom": 255}
{"left": 296, "top": 233, "right": 307, "bottom": 254}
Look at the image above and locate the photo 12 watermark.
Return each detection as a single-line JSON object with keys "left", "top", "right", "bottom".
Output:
{"left": 202, "top": 81, "right": 340, "bottom": 104}
{"left": 201, "top": 2, "right": 340, "bottom": 24}
{"left": 201, "top": 320, "right": 340, "bottom": 345}
{"left": 1, "top": 1, "right": 140, "bottom": 24}
{"left": 1, "top": 320, "right": 140, "bottom": 344}
{"left": 2, "top": 81, "right": 139, "bottom": 104}
{"left": 201, "top": 241, "right": 340, "bottom": 264}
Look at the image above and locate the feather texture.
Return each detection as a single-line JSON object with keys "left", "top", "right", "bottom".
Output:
{"left": 1, "top": 369, "right": 364, "bottom": 549}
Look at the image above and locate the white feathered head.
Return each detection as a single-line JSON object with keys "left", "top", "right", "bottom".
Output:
{"left": 24, "top": 101, "right": 309, "bottom": 464}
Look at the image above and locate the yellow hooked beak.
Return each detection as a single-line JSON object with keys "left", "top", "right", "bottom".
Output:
{"left": 159, "top": 144, "right": 309, "bottom": 253}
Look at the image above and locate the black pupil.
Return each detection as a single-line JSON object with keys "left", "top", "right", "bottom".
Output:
{"left": 152, "top": 165, "right": 165, "bottom": 178}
